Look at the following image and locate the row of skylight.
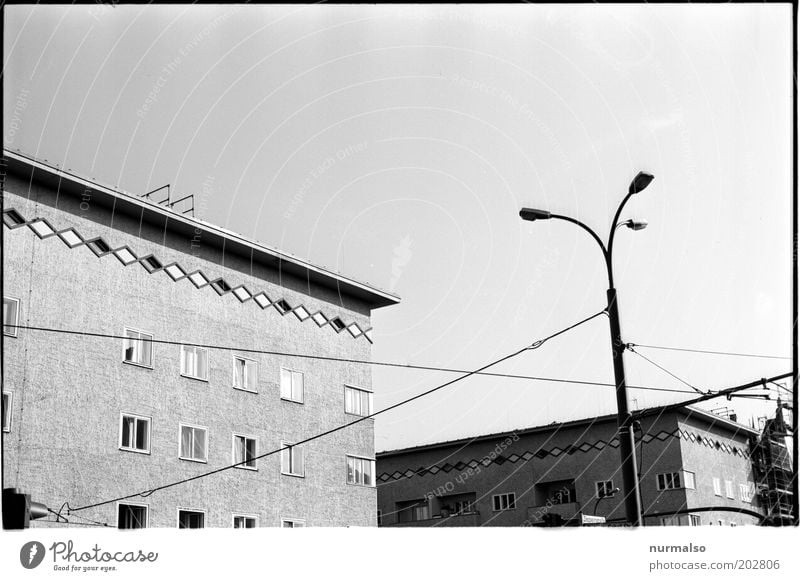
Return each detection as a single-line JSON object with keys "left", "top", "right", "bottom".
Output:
{"left": 3, "top": 208, "right": 372, "bottom": 342}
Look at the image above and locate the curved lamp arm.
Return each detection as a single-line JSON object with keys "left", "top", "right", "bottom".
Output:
{"left": 550, "top": 213, "right": 613, "bottom": 288}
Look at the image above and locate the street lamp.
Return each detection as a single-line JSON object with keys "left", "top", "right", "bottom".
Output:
{"left": 519, "top": 171, "right": 654, "bottom": 527}
{"left": 593, "top": 487, "right": 621, "bottom": 516}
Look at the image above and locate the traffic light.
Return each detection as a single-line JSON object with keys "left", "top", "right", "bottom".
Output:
{"left": 3, "top": 488, "right": 49, "bottom": 529}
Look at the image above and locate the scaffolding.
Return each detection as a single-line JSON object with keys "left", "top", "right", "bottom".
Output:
{"left": 751, "top": 401, "right": 794, "bottom": 525}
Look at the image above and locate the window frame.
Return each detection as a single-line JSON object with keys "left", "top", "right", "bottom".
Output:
{"left": 232, "top": 355, "right": 258, "bottom": 393}
{"left": 280, "top": 367, "right": 304, "bottom": 403}
{"left": 179, "top": 423, "right": 209, "bottom": 463}
{"left": 180, "top": 344, "right": 209, "bottom": 382}
{"left": 119, "top": 412, "right": 151, "bottom": 454}
{"left": 281, "top": 518, "right": 305, "bottom": 528}
{"left": 346, "top": 454, "right": 376, "bottom": 487}
{"left": 595, "top": 480, "right": 615, "bottom": 499}
{"left": 492, "top": 493, "right": 517, "bottom": 512}
{"left": 725, "top": 480, "right": 735, "bottom": 499}
{"left": 3, "top": 296, "right": 20, "bottom": 337}
{"left": 656, "top": 472, "right": 682, "bottom": 491}
{"left": 117, "top": 502, "right": 149, "bottom": 529}
{"left": 177, "top": 508, "right": 206, "bottom": 529}
{"left": 232, "top": 513, "right": 259, "bottom": 529}
{"left": 232, "top": 433, "right": 258, "bottom": 471}
{"left": 2, "top": 391, "right": 12, "bottom": 433}
{"left": 122, "top": 327, "right": 154, "bottom": 369}
{"left": 682, "top": 470, "right": 696, "bottom": 490}
{"left": 280, "top": 441, "right": 305, "bottom": 477}
{"left": 344, "top": 384, "right": 374, "bottom": 417}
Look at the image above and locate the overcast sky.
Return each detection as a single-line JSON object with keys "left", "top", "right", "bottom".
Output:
{"left": 4, "top": 4, "right": 793, "bottom": 452}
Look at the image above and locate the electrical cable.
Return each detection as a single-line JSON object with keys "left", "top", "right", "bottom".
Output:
{"left": 627, "top": 345, "right": 705, "bottom": 394}
{"left": 8, "top": 323, "right": 698, "bottom": 396}
{"left": 629, "top": 343, "right": 791, "bottom": 361}
{"left": 68, "top": 309, "right": 607, "bottom": 513}
{"left": 632, "top": 372, "right": 794, "bottom": 421}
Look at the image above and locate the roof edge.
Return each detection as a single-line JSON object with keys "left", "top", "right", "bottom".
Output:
{"left": 3, "top": 149, "right": 400, "bottom": 309}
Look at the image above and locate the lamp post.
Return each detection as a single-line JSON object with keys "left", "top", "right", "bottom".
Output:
{"left": 519, "top": 171, "right": 654, "bottom": 527}
{"left": 593, "top": 487, "right": 621, "bottom": 516}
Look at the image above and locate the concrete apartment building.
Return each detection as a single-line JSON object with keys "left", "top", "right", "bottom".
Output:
{"left": 377, "top": 406, "right": 767, "bottom": 527}
{"left": 2, "top": 150, "right": 398, "bottom": 528}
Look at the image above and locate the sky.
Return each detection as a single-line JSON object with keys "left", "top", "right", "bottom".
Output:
{"left": 3, "top": 4, "right": 793, "bottom": 452}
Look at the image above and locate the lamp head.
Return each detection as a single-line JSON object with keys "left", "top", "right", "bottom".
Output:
{"left": 519, "top": 208, "right": 552, "bottom": 222}
{"left": 623, "top": 219, "right": 648, "bottom": 231}
{"left": 628, "top": 172, "right": 655, "bottom": 195}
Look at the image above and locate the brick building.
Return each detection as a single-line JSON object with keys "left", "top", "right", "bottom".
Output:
{"left": 2, "top": 150, "right": 399, "bottom": 528}
{"left": 376, "top": 406, "right": 766, "bottom": 527}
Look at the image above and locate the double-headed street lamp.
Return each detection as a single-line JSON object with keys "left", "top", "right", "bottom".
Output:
{"left": 520, "top": 171, "right": 655, "bottom": 527}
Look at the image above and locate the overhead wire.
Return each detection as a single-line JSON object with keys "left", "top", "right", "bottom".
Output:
{"left": 8, "top": 323, "right": 697, "bottom": 396}
{"left": 68, "top": 310, "right": 607, "bottom": 513}
{"left": 627, "top": 344, "right": 705, "bottom": 394}
{"left": 629, "top": 342, "right": 791, "bottom": 361}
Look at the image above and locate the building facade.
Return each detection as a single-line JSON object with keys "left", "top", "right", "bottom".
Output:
{"left": 2, "top": 150, "right": 398, "bottom": 528}
{"left": 376, "top": 407, "right": 765, "bottom": 527}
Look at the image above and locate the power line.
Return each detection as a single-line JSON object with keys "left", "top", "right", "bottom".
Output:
{"left": 632, "top": 372, "right": 794, "bottom": 421}
{"left": 68, "top": 310, "right": 606, "bottom": 513}
{"left": 9, "top": 323, "right": 697, "bottom": 396}
{"left": 627, "top": 345, "right": 705, "bottom": 395}
{"left": 629, "top": 343, "right": 791, "bottom": 361}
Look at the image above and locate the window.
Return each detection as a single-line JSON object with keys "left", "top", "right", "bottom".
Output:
{"left": 118, "top": 503, "right": 148, "bottom": 529}
{"left": 660, "top": 515, "right": 698, "bottom": 526}
{"left": 683, "top": 470, "right": 696, "bottom": 490}
{"left": 346, "top": 455, "right": 375, "bottom": 486}
{"left": 178, "top": 509, "right": 205, "bottom": 529}
{"left": 739, "top": 482, "right": 755, "bottom": 503}
{"left": 396, "top": 500, "right": 429, "bottom": 523}
{"left": 233, "top": 515, "right": 257, "bottom": 528}
{"left": 725, "top": 480, "right": 735, "bottom": 499}
{"left": 2, "top": 391, "right": 11, "bottom": 433}
{"left": 181, "top": 345, "right": 208, "bottom": 380}
{"left": 656, "top": 472, "right": 683, "bottom": 490}
{"left": 233, "top": 356, "right": 257, "bottom": 392}
{"left": 281, "top": 442, "right": 304, "bottom": 477}
{"left": 233, "top": 434, "right": 257, "bottom": 470}
{"left": 492, "top": 493, "right": 516, "bottom": 511}
{"left": 454, "top": 500, "right": 474, "bottom": 514}
{"left": 280, "top": 368, "right": 304, "bottom": 403}
{"left": 713, "top": 477, "right": 722, "bottom": 496}
{"left": 281, "top": 519, "right": 305, "bottom": 528}
{"left": 377, "top": 510, "right": 383, "bottom": 526}
{"left": 179, "top": 424, "right": 208, "bottom": 462}
{"left": 596, "top": 480, "right": 615, "bottom": 498}
{"left": 345, "top": 385, "right": 373, "bottom": 417}
{"left": 119, "top": 413, "right": 150, "bottom": 453}
{"left": 123, "top": 328, "right": 153, "bottom": 367}
{"left": 3, "top": 297, "right": 19, "bottom": 337}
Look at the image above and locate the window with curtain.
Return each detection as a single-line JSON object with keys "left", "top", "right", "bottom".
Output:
{"left": 346, "top": 455, "right": 375, "bottom": 486}
{"left": 233, "top": 435, "right": 257, "bottom": 469}
{"left": 233, "top": 356, "right": 257, "bottom": 391}
{"left": 181, "top": 345, "right": 208, "bottom": 380}
{"left": 280, "top": 368, "right": 303, "bottom": 402}
{"left": 118, "top": 504, "right": 147, "bottom": 529}
{"left": 180, "top": 425, "right": 207, "bottom": 462}
{"left": 120, "top": 414, "right": 150, "bottom": 453}
{"left": 123, "top": 328, "right": 153, "bottom": 367}
{"left": 280, "top": 443, "right": 304, "bottom": 476}
{"left": 344, "top": 385, "right": 372, "bottom": 417}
